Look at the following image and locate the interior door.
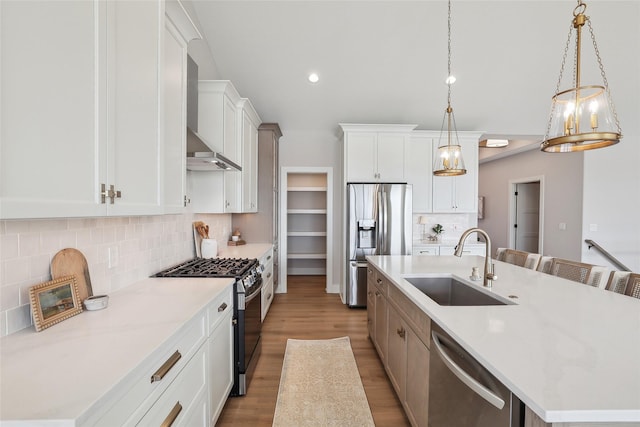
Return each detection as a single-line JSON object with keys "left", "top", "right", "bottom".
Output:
{"left": 514, "top": 182, "right": 540, "bottom": 253}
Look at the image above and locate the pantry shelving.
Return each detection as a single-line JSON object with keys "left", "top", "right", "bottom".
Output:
{"left": 279, "top": 167, "right": 333, "bottom": 293}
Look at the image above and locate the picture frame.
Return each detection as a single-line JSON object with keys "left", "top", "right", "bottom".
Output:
{"left": 29, "top": 275, "right": 83, "bottom": 332}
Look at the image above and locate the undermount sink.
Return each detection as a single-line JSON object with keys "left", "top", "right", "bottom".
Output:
{"left": 404, "top": 276, "right": 512, "bottom": 306}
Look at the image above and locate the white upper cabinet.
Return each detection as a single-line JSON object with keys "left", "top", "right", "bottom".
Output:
{"left": 197, "top": 81, "right": 241, "bottom": 161}
{"left": 341, "top": 124, "right": 417, "bottom": 183}
{"left": 405, "top": 132, "right": 433, "bottom": 213}
{"left": 239, "top": 99, "right": 261, "bottom": 213}
{"left": 431, "top": 134, "right": 480, "bottom": 213}
{"left": 0, "top": 0, "right": 197, "bottom": 219}
{"left": 191, "top": 81, "right": 241, "bottom": 213}
{"left": 0, "top": 1, "right": 105, "bottom": 218}
{"left": 107, "top": 0, "right": 163, "bottom": 216}
{"left": 162, "top": 1, "right": 202, "bottom": 214}
{"left": 189, "top": 81, "right": 261, "bottom": 214}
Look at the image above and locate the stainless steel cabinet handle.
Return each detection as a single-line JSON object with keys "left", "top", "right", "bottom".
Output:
{"left": 218, "top": 302, "right": 228, "bottom": 312}
{"left": 160, "top": 402, "right": 182, "bottom": 427}
{"left": 151, "top": 350, "right": 182, "bottom": 383}
{"left": 397, "top": 327, "right": 405, "bottom": 339}
{"left": 266, "top": 272, "right": 272, "bottom": 279}
{"left": 376, "top": 278, "right": 382, "bottom": 284}
{"left": 266, "top": 255, "right": 271, "bottom": 261}
{"left": 375, "top": 291, "right": 381, "bottom": 297}
{"left": 267, "top": 293, "right": 273, "bottom": 301}
{"left": 432, "top": 331, "right": 505, "bottom": 410}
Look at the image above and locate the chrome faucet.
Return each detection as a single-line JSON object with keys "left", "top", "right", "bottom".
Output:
{"left": 454, "top": 228, "right": 497, "bottom": 288}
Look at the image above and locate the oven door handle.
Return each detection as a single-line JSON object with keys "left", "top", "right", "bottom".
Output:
{"left": 244, "top": 280, "right": 263, "bottom": 303}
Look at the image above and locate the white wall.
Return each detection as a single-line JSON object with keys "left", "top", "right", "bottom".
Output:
{"left": 478, "top": 149, "right": 584, "bottom": 260}
{"left": 582, "top": 142, "right": 640, "bottom": 272}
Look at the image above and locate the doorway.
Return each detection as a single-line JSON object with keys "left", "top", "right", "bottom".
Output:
{"left": 279, "top": 167, "right": 333, "bottom": 294}
{"left": 509, "top": 176, "right": 544, "bottom": 254}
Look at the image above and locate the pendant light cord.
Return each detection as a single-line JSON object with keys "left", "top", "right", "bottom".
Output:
{"left": 447, "top": 0, "right": 452, "bottom": 110}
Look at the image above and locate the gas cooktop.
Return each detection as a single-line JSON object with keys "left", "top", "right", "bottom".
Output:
{"left": 153, "top": 257, "right": 258, "bottom": 278}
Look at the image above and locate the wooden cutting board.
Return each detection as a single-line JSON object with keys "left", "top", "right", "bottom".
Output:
{"left": 51, "top": 248, "right": 93, "bottom": 301}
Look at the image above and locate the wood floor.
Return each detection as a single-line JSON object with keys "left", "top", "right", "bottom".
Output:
{"left": 215, "top": 275, "right": 410, "bottom": 427}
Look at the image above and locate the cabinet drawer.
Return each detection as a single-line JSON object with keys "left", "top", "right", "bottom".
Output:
{"left": 261, "top": 277, "right": 274, "bottom": 321}
{"left": 262, "top": 258, "right": 274, "bottom": 286}
{"left": 260, "top": 247, "right": 274, "bottom": 268}
{"left": 414, "top": 246, "right": 439, "bottom": 256}
{"left": 439, "top": 245, "right": 485, "bottom": 256}
{"left": 388, "top": 285, "right": 430, "bottom": 347}
{"left": 369, "top": 265, "right": 388, "bottom": 296}
{"left": 94, "top": 311, "right": 207, "bottom": 426}
{"left": 137, "top": 343, "right": 208, "bottom": 426}
{"left": 208, "top": 284, "right": 233, "bottom": 334}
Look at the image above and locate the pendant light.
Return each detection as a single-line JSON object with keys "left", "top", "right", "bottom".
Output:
{"left": 541, "top": 1, "right": 622, "bottom": 153}
{"left": 433, "top": 0, "right": 466, "bottom": 176}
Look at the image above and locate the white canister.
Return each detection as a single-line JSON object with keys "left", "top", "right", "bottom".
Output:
{"left": 201, "top": 239, "right": 218, "bottom": 258}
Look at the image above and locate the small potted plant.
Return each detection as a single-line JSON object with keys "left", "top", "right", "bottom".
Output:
{"left": 432, "top": 224, "right": 444, "bottom": 242}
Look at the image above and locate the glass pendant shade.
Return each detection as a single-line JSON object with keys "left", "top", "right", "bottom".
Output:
{"left": 542, "top": 85, "right": 620, "bottom": 152}
{"left": 541, "top": 1, "right": 622, "bottom": 152}
{"left": 434, "top": 144, "right": 466, "bottom": 176}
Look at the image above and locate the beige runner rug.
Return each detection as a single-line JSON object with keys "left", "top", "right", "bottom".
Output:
{"left": 272, "top": 336, "right": 375, "bottom": 427}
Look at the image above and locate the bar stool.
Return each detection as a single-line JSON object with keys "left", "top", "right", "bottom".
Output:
{"left": 624, "top": 273, "right": 640, "bottom": 299}
{"left": 605, "top": 271, "right": 631, "bottom": 294}
{"left": 536, "top": 256, "right": 554, "bottom": 274}
{"left": 549, "top": 258, "right": 593, "bottom": 284}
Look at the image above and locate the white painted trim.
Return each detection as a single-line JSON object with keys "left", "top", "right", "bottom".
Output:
{"left": 279, "top": 167, "right": 333, "bottom": 294}
{"left": 508, "top": 175, "right": 545, "bottom": 254}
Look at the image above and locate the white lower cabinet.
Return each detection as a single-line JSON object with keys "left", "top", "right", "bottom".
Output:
{"left": 89, "top": 284, "right": 233, "bottom": 427}
{"left": 261, "top": 247, "right": 275, "bottom": 321}
{"left": 208, "top": 293, "right": 234, "bottom": 425}
{"left": 137, "top": 345, "right": 208, "bottom": 426}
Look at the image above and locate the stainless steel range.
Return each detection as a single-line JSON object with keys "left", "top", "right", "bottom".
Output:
{"left": 154, "top": 257, "right": 263, "bottom": 396}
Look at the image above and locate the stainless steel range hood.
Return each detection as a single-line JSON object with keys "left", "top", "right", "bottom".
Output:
{"left": 186, "top": 56, "right": 241, "bottom": 172}
{"left": 187, "top": 128, "right": 241, "bottom": 171}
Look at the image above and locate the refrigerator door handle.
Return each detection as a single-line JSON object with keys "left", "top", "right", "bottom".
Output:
{"left": 381, "top": 190, "right": 388, "bottom": 254}
{"left": 376, "top": 190, "right": 383, "bottom": 255}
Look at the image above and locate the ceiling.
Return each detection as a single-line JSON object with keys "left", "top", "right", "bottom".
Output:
{"left": 187, "top": 0, "right": 631, "bottom": 151}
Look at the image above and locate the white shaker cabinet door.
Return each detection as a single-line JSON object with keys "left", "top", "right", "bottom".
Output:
{"left": 405, "top": 134, "right": 433, "bottom": 213}
{"left": 345, "top": 132, "right": 377, "bottom": 182}
{"left": 376, "top": 133, "right": 405, "bottom": 182}
{"left": 107, "top": 0, "right": 162, "bottom": 216}
{"left": 162, "top": 21, "right": 188, "bottom": 214}
{"left": 0, "top": 1, "right": 106, "bottom": 218}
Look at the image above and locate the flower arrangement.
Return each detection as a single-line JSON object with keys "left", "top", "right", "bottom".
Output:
{"left": 432, "top": 224, "right": 444, "bottom": 240}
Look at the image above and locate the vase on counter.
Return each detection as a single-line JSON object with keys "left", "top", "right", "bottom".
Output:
{"left": 201, "top": 239, "right": 218, "bottom": 258}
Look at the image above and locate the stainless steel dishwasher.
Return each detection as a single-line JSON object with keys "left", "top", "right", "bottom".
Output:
{"left": 429, "top": 323, "right": 523, "bottom": 427}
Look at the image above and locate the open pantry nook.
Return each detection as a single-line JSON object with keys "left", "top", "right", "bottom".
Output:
{"left": 279, "top": 167, "right": 333, "bottom": 294}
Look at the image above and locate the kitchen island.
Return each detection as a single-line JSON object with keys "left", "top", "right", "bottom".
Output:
{"left": 367, "top": 255, "right": 640, "bottom": 426}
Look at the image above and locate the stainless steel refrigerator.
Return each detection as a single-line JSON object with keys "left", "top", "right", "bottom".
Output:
{"left": 347, "top": 183, "right": 412, "bottom": 307}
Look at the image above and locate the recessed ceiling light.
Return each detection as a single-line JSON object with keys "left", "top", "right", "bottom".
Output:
{"left": 445, "top": 75, "right": 456, "bottom": 85}
{"left": 308, "top": 73, "right": 319, "bottom": 83}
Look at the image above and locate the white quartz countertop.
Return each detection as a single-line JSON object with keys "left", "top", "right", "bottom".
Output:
{"left": 367, "top": 255, "right": 640, "bottom": 424}
{"left": 0, "top": 277, "right": 233, "bottom": 424}
{"left": 217, "top": 242, "right": 273, "bottom": 259}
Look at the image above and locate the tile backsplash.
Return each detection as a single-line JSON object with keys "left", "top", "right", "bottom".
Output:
{"left": 0, "top": 213, "right": 231, "bottom": 337}
{"left": 412, "top": 213, "right": 478, "bottom": 245}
